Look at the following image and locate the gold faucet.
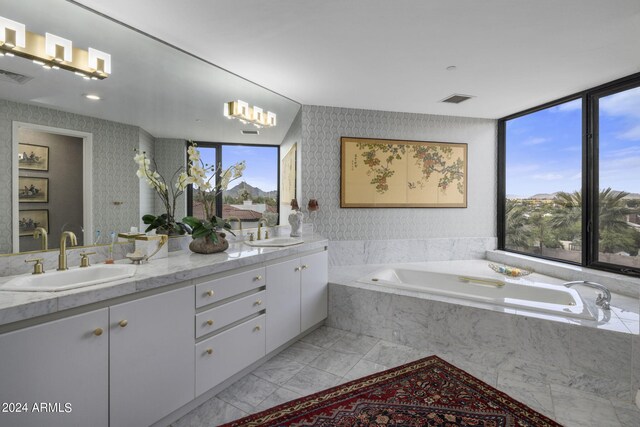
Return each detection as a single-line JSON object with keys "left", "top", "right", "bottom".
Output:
{"left": 257, "top": 218, "right": 269, "bottom": 240}
{"left": 226, "top": 216, "right": 242, "bottom": 234}
{"left": 33, "top": 227, "right": 48, "bottom": 251}
{"left": 58, "top": 231, "right": 78, "bottom": 271}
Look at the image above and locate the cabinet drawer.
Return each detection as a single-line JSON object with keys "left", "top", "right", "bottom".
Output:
{"left": 195, "top": 267, "right": 265, "bottom": 308}
{"left": 195, "top": 290, "right": 266, "bottom": 338}
{"left": 195, "top": 314, "right": 266, "bottom": 396}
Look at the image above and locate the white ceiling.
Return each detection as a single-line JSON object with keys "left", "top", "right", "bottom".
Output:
{"left": 74, "top": 0, "right": 640, "bottom": 119}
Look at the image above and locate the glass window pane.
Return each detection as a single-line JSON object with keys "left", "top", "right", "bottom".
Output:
{"left": 504, "top": 99, "right": 582, "bottom": 262}
{"left": 190, "top": 145, "right": 216, "bottom": 219}
{"left": 596, "top": 85, "right": 640, "bottom": 268}
{"left": 221, "top": 145, "right": 279, "bottom": 229}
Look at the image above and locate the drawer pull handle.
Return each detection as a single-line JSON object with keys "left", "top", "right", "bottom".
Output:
{"left": 206, "top": 319, "right": 214, "bottom": 326}
{"left": 93, "top": 327, "right": 103, "bottom": 336}
{"left": 205, "top": 348, "right": 213, "bottom": 355}
{"left": 206, "top": 290, "right": 215, "bottom": 297}
{"left": 254, "top": 325, "right": 262, "bottom": 331}
{"left": 254, "top": 275, "right": 263, "bottom": 281}
{"left": 294, "top": 267, "right": 300, "bottom": 272}
{"left": 118, "top": 320, "right": 128, "bottom": 328}
{"left": 301, "top": 264, "right": 308, "bottom": 270}
{"left": 254, "top": 300, "right": 262, "bottom": 306}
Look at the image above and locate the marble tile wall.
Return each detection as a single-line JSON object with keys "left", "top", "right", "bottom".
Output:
{"left": 328, "top": 283, "right": 638, "bottom": 403}
{"left": 328, "top": 237, "right": 497, "bottom": 266}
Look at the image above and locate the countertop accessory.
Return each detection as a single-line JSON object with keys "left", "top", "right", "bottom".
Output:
{"left": 488, "top": 263, "right": 532, "bottom": 277}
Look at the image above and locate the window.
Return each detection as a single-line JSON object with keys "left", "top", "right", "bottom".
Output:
{"left": 187, "top": 143, "right": 280, "bottom": 230}
{"left": 499, "top": 73, "right": 640, "bottom": 276}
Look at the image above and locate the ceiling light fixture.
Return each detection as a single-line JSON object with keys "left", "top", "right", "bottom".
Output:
{"left": 84, "top": 94, "right": 101, "bottom": 100}
{"left": 0, "top": 15, "right": 111, "bottom": 80}
{"left": 223, "top": 100, "right": 276, "bottom": 128}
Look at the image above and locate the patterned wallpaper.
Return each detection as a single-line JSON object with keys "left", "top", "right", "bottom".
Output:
{"left": 301, "top": 105, "right": 497, "bottom": 241}
{"left": 138, "top": 128, "right": 156, "bottom": 231}
{"left": 0, "top": 99, "right": 141, "bottom": 253}
{"left": 153, "top": 138, "right": 187, "bottom": 222}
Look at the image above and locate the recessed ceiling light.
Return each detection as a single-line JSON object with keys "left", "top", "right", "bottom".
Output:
{"left": 85, "top": 94, "right": 101, "bottom": 100}
{"left": 446, "top": 65, "right": 457, "bottom": 71}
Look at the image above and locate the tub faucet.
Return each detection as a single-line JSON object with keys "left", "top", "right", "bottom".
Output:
{"left": 563, "top": 281, "right": 611, "bottom": 310}
{"left": 58, "top": 231, "right": 78, "bottom": 271}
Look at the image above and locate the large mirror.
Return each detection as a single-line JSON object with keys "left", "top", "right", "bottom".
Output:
{"left": 0, "top": 0, "right": 302, "bottom": 254}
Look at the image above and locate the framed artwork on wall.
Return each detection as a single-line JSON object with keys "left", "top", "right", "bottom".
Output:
{"left": 18, "top": 143, "right": 49, "bottom": 171}
{"left": 18, "top": 176, "right": 49, "bottom": 203}
{"left": 340, "top": 137, "right": 467, "bottom": 208}
{"left": 18, "top": 209, "right": 49, "bottom": 236}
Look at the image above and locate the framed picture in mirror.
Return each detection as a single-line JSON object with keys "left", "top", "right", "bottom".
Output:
{"left": 19, "top": 210, "right": 49, "bottom": 236}
{"left": 18, "top": 143, "right": 49, "bottom": 171}
{"left": 18, "top": 177, "right": 49, "bottom": 203}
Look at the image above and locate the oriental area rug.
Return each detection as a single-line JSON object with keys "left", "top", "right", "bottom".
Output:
{"left": 222, "top": 355, "right": 561, "bottom": 427}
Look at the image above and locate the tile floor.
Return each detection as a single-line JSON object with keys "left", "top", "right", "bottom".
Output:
{"left": 172, "top": 326, "right": 640, "bottom": 427}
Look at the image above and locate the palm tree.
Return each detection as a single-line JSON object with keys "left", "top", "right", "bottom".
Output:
{"left": 505, "top": 199, "right": 532, "bottom": 249}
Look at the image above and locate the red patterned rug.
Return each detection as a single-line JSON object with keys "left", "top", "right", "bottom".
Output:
{"left": 222, "top": 355, "right": 561, "bottom": 427}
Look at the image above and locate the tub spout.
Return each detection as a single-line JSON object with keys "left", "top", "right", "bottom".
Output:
{"left": 563, "top": 281, "right": 611, "bottom": 310}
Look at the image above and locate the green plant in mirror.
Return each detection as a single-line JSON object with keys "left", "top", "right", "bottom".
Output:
{"left": 141, "top": 213, "right": 187, "bottom": 236}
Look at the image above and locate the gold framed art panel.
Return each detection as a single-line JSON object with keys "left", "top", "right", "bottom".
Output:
{"left": 340, "top": 137, "right": 467, "bottom": 208}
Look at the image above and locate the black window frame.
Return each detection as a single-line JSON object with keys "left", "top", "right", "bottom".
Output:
{"left": 186, "top": 141, "right": 281, "bottom": 221}
{"left": 498, "top": 71, "right": 640, "bottom": 278}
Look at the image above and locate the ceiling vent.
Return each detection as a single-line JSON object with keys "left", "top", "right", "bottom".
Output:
{"left": 0, "top": 69, "right": 33, "bottom": 85}
{"left": 241, "top": 129, "right": 259, "bottom": 135}
{"left": 440, "top": 94, "right": 474, "bottom": 104}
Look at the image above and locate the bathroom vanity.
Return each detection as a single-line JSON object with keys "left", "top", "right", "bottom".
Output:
{"left": 0, "top": 236, "right": 328, "bottom": 427}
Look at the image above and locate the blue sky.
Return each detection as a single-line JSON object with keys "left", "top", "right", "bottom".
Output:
{"left": 197, "top": 145, "right": 278, "bottom": 192}
{"left": 506, "top": 86, "right": 640, "bottom": 197}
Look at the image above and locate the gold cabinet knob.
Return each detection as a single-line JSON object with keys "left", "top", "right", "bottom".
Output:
{"left": 118, "top": 320, "right": 128, "bottom": 328}
{"left": 206, "top": 319, "right": 214, "bottom": 326}
{"left": 254, "top": 325, "right": 262, "bottom": 331}
{"left": 206, "top": 290, "right": 214, "bottom": 297}
{"left": 93, "top": 327, "right": 103, "bottom": 336}
{"left": 254, "top": 275, "right": 263, "bottom": 281}
{"left": 254, "top": 300, "right": 262, "bottom": 306}
{"left": 205, "top": 348, "right": 213, "bottom": 355}
{"left": 294, "top": 267, "right": 300, "bottom": 272}
{"left": 301, "top": 264, "right": 308, "bottom": 270}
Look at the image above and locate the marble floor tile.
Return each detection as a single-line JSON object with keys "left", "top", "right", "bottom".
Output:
{"left": 363, "top": 340, "right": 422, "bottom": 368}
{"left": 343, "top": 359, "right": 389, "bottom": 382}
{"left": 252, "top": 354, "right": 306, "bottom": 386}
{"left": 611, "top": 399, "right": 640, "bottom": 427}
{"left": 329, "top": 331, "right": 380, "bottom": 356}
{"left": 308, "top": 349, "right": 362, "bottom": 377}
{"left": 445, "top": 358, "right": 498, "bottom": 388}
{"left": 282, "top": 365, "right": 342, "bottom": 395}
{"left": 216, "top": 374, "right": 280, "bottom": 413}
{"left": 170, "top": 397, "right": 247, "bottom": 427}
{"left": 300, "top": 326, "right": 346, "bottom": 348}
{"left": 254, "top": 387, "right": 304, "bottom": 412}
{"left": 550, "top": 383, "right": 621, "bottom": 427}
{"left": 279, "top": 341, "right": 326, "bottom": 364}
{"left": 496, "top": 371, "right": 554, "bottom": 418}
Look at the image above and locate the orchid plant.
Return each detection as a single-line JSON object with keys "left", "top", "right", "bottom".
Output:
{"left": 134, "top": 143, "right": 246, "bottom": 241}
{"left": 134, "top": 149, "right": 187, "bottom": 235}
{"left": 180, "top": 143, "right": 246, "bottom": 243}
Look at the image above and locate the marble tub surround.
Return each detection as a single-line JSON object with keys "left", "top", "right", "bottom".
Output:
{"left": 487, "top": 250, "right": 640, "bottom": 299}
{"left": 171, "top": 326, "right": 640, "bottom": 427}
{"left": 328, "top": 237, "right": 497, "bottom": 266}
{"left": 329, "top": 260, "right": 639, "bottom": 334}
{"left": 328, "top": 261, "right": 639, "bottom": 405}
{"left": 0, "top": 233, "right": 328, "bottom": 327}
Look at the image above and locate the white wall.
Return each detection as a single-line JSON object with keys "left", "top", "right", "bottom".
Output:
{"left": 279, "top": 109, "right": 302, "bottom": 225}
{"left": 301, "top": 105, "right": 497, "bottom": 241}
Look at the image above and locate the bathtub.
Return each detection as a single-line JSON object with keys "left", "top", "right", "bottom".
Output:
{"left": 357, "top": 266, "right": 596, "bottom": 320}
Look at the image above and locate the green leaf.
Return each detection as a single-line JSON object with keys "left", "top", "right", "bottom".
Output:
{"left": 181, "top": 216, "right": 202, "bottom": 228}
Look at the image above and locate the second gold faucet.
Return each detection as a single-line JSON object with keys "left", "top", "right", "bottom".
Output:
{"left": 58, "top": 231, "right": 78, "bottom": 271}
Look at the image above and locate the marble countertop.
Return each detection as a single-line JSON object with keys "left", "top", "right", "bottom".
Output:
{"left": 329, "top": 260, "right": 640, "bottom": 335}
{"left": 0, "top": 234, "right": 328, "bottom": 327}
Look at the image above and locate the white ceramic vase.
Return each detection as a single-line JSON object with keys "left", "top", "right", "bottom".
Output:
{"left": 288, "top": 210, "right": 303, "bottom": 237}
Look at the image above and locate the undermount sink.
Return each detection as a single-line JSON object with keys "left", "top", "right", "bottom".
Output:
{"left": 244, "top": 237, "right": 304, "bottom": 248}
{"left": 0, "top": 264, "right": 137, "bottom": 292}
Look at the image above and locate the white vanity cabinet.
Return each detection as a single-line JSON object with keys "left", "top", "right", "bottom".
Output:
{"left": 266, "top": 251, "right": 328, "bottom": 353}
{"left": 109, "top": 286, "right": 194, "bottom": 427}
{"left": 0, "top": 309, "right": 109, "bottom": 427}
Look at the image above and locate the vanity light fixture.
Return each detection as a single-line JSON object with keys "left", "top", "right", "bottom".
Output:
{"left": 223, "top": 100, "right": 276, "bottom": 128}
{"left": 84, "top": 94, "right": 101, "bottom": 100}
{"left": 0, "top": 15, "right": 111, "bottom": 80}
